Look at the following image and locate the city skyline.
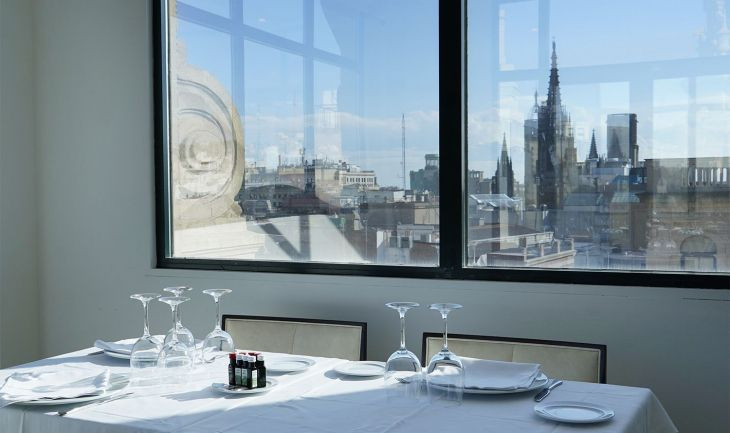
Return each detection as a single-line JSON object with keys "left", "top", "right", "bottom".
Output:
{"left": 177, "top": 0, "right": 729, "bottom": 188}
{"left": 168, "top": 0, "right": 730, "bottom": 273}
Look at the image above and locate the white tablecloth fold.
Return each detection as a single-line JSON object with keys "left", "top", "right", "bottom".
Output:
{"left": 461, "top": 357, "right": 542, "bottom": 390}
{"left": 0, "top": 363, "right": 110, "bottom": 407}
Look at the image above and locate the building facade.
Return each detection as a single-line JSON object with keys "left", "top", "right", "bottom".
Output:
{"left": 606, "top": 113, "right": 638, "bottom": 165}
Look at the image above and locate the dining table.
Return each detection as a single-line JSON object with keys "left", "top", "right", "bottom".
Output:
{"left": 0, "top": 345, "right": 677, "bottom": 433}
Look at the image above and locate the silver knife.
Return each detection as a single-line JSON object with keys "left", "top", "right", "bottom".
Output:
{"left": 534, "top": 380, "right": 563, "bottom": 402}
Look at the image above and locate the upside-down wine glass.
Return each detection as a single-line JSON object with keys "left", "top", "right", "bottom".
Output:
{"left": 201, "top": 289, "right": 234, "bottom": 363}
{"left": 384, "top": 302, "right": 422, "bottom": 397}
{"left": 426, "top": 303, "right": 464, "bottom": 402}
{"left": 158, "top": 296, "right": 194, "bottom": 377}
{"left": 130, "top": 293, "right": 162, "bottom": 379}
{"left": 162, "top": 286, "right": 195, "bottom": 349}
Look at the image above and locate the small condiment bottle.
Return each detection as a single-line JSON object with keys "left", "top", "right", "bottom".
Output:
{"left": 228, "top": 353, "right": 237, "bottom": 387}
{"left": 246, "top": 355, "right": 258, "bottom": 389}
{"left": 255, "top": 354, "right": 266, "bottom": 388}
{"left": 235, "top": 353, "right": 244, "bottom": 387}
{"left": 243, "top": 355, "right": 252, "bottom": 387}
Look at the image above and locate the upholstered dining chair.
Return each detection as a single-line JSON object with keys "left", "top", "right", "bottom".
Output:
{"left": 422, "top": 333, "right": 606, "bottom": 383}
{"left": 223, "top": 315, "right": 367, "bottom": 361}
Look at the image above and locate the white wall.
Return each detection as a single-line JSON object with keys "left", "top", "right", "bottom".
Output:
{"left": 0, "top": 0, "right": 40, "bottom": 368}
{"left": 12, "top": 0, "right": 730, "bottom": 432}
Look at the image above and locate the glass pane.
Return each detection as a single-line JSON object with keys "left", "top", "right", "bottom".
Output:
{"left": 175, "top": 21, "right": 232, "bottom": 91}
{"left": 549, "top": 0, "right": 715, "bottom": 67}
{"left": 498, "top": 0, "right": 539, "bottom": 71}
{"left": 178, "top": 0, "right": 230, "bottom": 18}
{"left": 168, "top": 0, "right": 439, "bottom": 266}
{"left": 466, "top": 0, "right": 730, "bottom": 273}
{"left": 243, "top": 0, "right": 303, "bottom": 42}
{"left": 314, "top": 0, "right": 357, "bottom": 56}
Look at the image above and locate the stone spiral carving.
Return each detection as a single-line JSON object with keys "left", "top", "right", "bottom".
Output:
{"left": 169, "top": 51, "right": 244, "bottom": 230}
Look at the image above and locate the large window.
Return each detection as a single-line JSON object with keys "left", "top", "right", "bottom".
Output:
{"left": 156, "top": 0, "right": 729, "bottom": 287}
{"left": 161, "top": 0, "right": 439, "bottom": 266}
{"left": 466, "top": 0, "right": 730, "bottom": 277}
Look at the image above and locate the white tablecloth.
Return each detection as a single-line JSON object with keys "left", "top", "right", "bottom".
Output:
{"left": 0, "top": 347, "right": 677, "bottom": 433}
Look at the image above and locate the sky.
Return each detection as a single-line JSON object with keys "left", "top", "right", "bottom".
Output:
{"left": 174, "top": 0, "right": 730, "bottom": 187}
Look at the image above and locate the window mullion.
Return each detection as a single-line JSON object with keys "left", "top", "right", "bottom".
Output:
{"left": 438, "top": 0, "right": 466, "bottom": 275}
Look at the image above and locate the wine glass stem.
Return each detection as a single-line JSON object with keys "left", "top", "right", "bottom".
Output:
{"left": 214, "top": 298, "right": 222, "bottom": 331}
{"left": 442, "top": 313, "right": 449, "bottom": 351}
{"left": 399, "top": 313, "right": 406, "bottom": 351}
{"left": 175, "top": 304, "right": 182, "bottom": 328}
{"left": 170, "top": 305, "right": 179, "bottom": 343}
{"left": 142, "top": 300, "right": 150, "bottom": 338}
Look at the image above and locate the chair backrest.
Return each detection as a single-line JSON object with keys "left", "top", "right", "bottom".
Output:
{"left": 422, "top": 333, "right": 606, "bottom": 383}
{"left": 223, "top": 315, "right": 367, "bottom": 361}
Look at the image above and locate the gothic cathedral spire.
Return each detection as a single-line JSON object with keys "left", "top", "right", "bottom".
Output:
{"left": 501, "top": 133, "right": 509, "bottom": 162}
{"left": 546, "top": 41, "right": 562, "bottom": 112}
{"left": 492, "top": 133, "right": 515, "bottom": 197}
{"left": 589, "top": 129, "right": 599, "bottom": 159}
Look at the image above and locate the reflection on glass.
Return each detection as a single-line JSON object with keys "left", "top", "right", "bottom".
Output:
{"left": 168, "top": 0, "right": 440, "bottom": 267}
{"left": 243, "top": 0, "right": 303, "bottom": 42}
{"left": 178, "top": 0, "right": 230, "bottom": 18}
{"left": 314, "top": 0, "right": 356, "bottom": 55}
{"left": 176, "top": 20, "right": 232, "bottom": 92}
{"left": 467, "top": 0, "right": 730, "bottom": 274}
{"left": 497, "top": 0, "right": 539, "bottom": 71}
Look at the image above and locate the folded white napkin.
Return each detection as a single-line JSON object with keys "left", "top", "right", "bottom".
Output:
{"left": 94, "top": 339, "right": 134, "bottom": 355}
{"left": 462, "top": 357, "right": 542, "bottom": 390}
{"left": 0, "top": 364, "right": 110, "bottom": 407}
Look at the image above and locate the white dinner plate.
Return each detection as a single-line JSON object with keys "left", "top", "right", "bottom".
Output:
{"left": 429, "top": 373, "right": 550, "bottom": 395}
{"left": 103, "top": 350, "right": 131, "bottom": 360}
{"left": 266, "top": 356, "right": 316, "bottom": 373}
{"left": 534, "top": 400, "right": 615, "bottom": 424}
{"left": 211, "top": 379, "right": 278, "bottom": 396}
{"left": 15, "top": 375, "right": 130, "bottom": 406}
{"left": 333, "top": 361, "right": 385, "bottom": 377}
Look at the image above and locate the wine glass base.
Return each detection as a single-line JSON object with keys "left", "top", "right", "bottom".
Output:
{"left": 202, "top": 330, "right": 234, "bottom": 363}
{"left": 384, "top": 348, "right": 424, "bottom": 401}
{"left": 425, "top": 360, "right": 464, "bottom": 403}
{"left": 131, "top": 336, "right": 162, "bottom": 371}
{"left": 158, "top": 339, "right": 194, "bottom": 377}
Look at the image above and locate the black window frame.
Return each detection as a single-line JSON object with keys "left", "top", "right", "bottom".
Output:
{"left": 153, "top": 0, "right": 729, "bottom": 289}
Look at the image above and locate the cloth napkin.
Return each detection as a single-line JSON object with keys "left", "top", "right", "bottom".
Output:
{"left": 0, "top": 364, "right": 110, "bottom": 407}
{"left": 461, "top": 357, "right": 542, "bottom": 390}
{"left": 94, "top": 339, "right": 135, "bottom": 355}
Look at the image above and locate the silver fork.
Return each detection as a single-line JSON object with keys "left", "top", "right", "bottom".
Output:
{"left": 57, "top": 392, "right": 133, "bottom": 416}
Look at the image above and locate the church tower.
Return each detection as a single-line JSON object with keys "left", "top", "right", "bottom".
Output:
{"left": 535, "top": 42, "right": 578, "bottom": 226}
{"left": 584, "top": 129, "right": 601, "bottom": 176}
{"left": 492, "top": 133, "right": 515, "bottom": 197}
{"left": 588, "top": 129, "right": 599, "bottom": 160}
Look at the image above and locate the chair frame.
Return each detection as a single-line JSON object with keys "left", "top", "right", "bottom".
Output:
{"left": 421, "top": 332, "right": 607, "bottom": 383}
{"left": 223, "top": 314, "right": 368, "bottom": 361}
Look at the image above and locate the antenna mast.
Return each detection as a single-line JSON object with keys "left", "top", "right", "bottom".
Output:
{"left": 401, "top": 113, "right": 406, "bottom": 190}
